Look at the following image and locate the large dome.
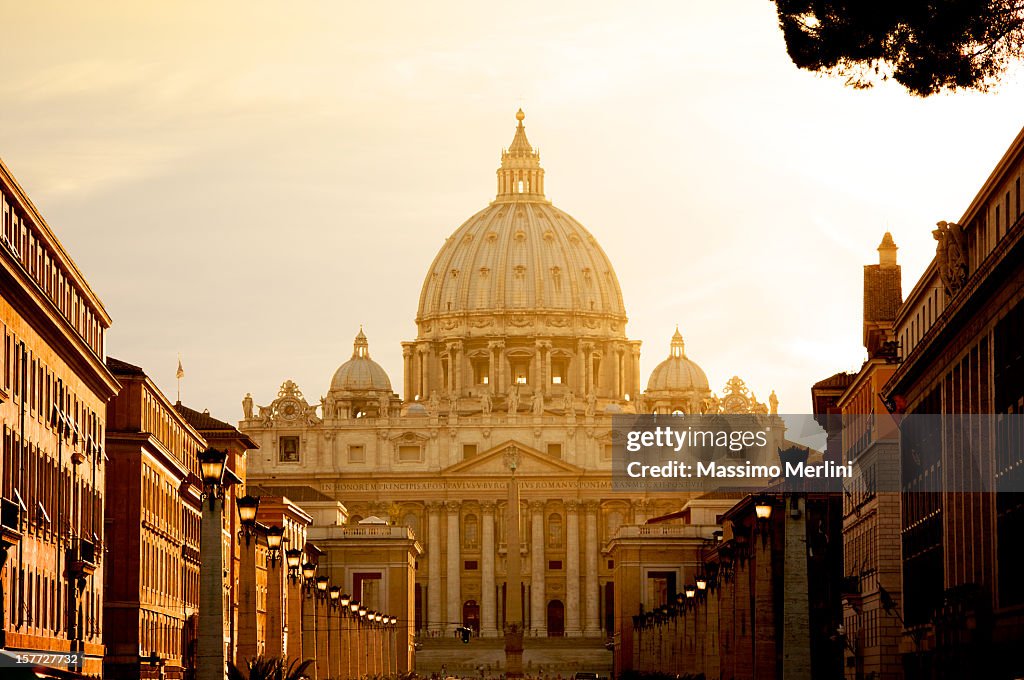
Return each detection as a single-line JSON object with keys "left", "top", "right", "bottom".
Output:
{"left": 415, "top": 110, "right": 627, "bottom": 336}
{"left": 330, "top": 329, "right": 392, "bottom": 393}
{"left": 646, "top": 328, "right": 710, "bottom": 393}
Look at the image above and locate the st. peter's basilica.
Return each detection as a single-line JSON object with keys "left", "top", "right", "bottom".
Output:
{"left": 240, "top": 110, "right": 786, "bottom": 650}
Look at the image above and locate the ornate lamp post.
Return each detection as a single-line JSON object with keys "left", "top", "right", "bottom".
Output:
{"left": 350, "top": 601, "right": 362, "bottom": 680}
{"left": 236, "top": 495, "right": 260, "bottom": 545}
{"left": 197, "top": 448, "right": 237, "bottom": 680}
{"left": 266, "top": 525, "right": 284, "bottom": 566}
{"left": 286, "top": 548, "right": 302, "bottom": 578}
{"left": 339, "top": 593, "right": 351, "bottom": 680}
{"left": 362, "top": 606, "right": 374, "bottom": 675}
{"left": 313, "top": 574, "right": 330, "bottom": 680}
{"left": 300, "top": 559, "right": 318, "bottom": 677}
{"left": 754, "top": 495, "right": 774, "bottom": 547}
{"left": 328, "top": 586, "right": 341, "bottom": 679}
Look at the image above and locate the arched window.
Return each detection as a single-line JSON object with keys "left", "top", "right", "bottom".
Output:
{"left": 547, "top": 513, "right": 563, "bottom": 548}
{"left": 464, "top": 514, "right": 479, "bottom": 549}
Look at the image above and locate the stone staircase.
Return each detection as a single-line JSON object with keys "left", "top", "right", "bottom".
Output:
{"left": 415, "top": 636, "right": 612, "bottom": 677}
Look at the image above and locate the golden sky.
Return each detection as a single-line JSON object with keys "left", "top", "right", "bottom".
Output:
{"left": 3, "top": 1, "right": 1023, "bottom": 420}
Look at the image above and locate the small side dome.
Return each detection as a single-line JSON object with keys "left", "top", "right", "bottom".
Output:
{"left": 404, "top": 403, "right": 427, "bottom": 417}
{"left": 330, "top": 329, "right": 393, "bottom": 393}
{"left": 646, "top": 327, "right": 710, "bottom": 393}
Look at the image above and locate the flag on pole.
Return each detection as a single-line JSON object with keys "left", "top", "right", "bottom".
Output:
{"left": 176, "top": 357, "right": 185, "bottom": 379}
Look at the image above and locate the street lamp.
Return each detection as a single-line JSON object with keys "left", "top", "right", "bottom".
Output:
{"left": 754, "top": 495, "right": 774, "bottom": 547}
{"left": 316, "top": 575, "right": 330, "bottom": 599}
{"left": 341, "top": 593, "right": 351, "bottom": 608}
{"left": 198, "top": 448, "right": 228, "bottom": 509}
{"left": 685, "top": 584, "right": 696, "bottom": 600}
{"left": 237, "top": 495, "right": 261, "bottom": 545}
{"left": 329, "top": 585, "right": 341, "bottom": 606}
{"left": 754, "top": 497, "right": 774, "bottom": 521}
{"left": 266, "top": 525, "right": 284, "bottom": 566}
{"left": 302, "top": 561, "right": 317, "bottom": 586}
{"left": 696, "top": 575, "right": 707, "bottom": 592}
{"left": 286, "top": 548, "right": 302, "bottom": 582}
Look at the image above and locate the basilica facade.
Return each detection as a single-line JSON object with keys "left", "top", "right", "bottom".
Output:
{"left": 241, "top": 111, "right": 784, "bottom": 644}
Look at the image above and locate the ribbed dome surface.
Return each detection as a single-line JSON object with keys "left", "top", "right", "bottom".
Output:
{"left": 330, "top": 330, "right": 392, "bottom": 393}
{"left": 647, "top": 357, "right": 710, "bottom": 392}
{"left": 416, "top": 201, "right": 627, "bottom": 321}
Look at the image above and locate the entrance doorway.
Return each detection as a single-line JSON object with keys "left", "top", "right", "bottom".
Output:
{"left": 547, "top": 600, "right": 565, "bottom": 637}
{"left": 463, "top": 600, "right": 480, "bottom": 634}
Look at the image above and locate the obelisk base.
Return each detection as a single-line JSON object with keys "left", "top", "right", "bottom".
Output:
{"left": 504, "top": 623, "right": 525, "bottom": 679}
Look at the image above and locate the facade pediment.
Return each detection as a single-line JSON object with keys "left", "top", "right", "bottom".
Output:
{"left": 443, "top": 440, "right": 586, "bottom": 476}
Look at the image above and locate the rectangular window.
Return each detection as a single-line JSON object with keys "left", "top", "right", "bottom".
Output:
{"left": 547, "top": 443, "right": 562, "bottom": 458}
{"left": 347, "top": 445, "right": 365, "bottom": 463}
{"left": 463, "top": 444, "right": 477, "bottom": 460}
{"left": 279, "top": 436, "right": 300, "bottom": 462}
{"left": 548, "top": 560, "right": 563, "bottom": 570}
{"left": 464, "top": 560, "right": 478, "bottom": 570}
{"left": 1017, "top": 177, "right": 1021, "bottom": 220}
{"left": 398, "top": 445, "right": 421, "bottom": 462}
{"left": 997, "top": 205, "right": 1002, "bottom": 239}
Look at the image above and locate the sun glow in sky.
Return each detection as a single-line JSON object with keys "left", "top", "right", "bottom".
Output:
{"left": 3, "top": 1, "right": 1023, "bottom": 421}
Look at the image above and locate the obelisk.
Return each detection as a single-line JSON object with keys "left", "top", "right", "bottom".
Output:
{"left": 504, "top": 447, "right": 525, "bottom": 678}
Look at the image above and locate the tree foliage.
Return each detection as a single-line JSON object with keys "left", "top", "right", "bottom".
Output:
{"left": 773, "top": 0, "right": 1024, "bottom": 95}
{"left": 227, "top": 656, "right": 314, "bottom": 680}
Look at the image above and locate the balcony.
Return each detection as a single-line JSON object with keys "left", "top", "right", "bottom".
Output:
{"left": 66, "top": 537, "right": 97, "bottom": 580}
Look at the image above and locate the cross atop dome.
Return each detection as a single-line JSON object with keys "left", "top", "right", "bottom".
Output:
{"left": 496, "top": 108, "right": 546, "bottom": 202}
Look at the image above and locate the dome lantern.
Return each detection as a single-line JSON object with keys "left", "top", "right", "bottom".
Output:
{"left": 496, "top": 109, "right": 545, "bottom": 202}
{"left": 670, "top": 326, "right": 685, "bottom": 358}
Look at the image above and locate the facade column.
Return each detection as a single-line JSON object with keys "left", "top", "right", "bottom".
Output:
{"left": 481, "top": 502, "right": 498, "bottom": 637}
{"left": 583, "top": 501, "right": 600, "bottom": 636}
{"left": 452, "top": 341, "right": 463, "bottom": 395}
{"left": 499, "top": 344, "right": 508, "bottom": 396}
{"left": 402, "top": 344, "right": 414, "bottom": 401}
{"left": 565, "top": 501, "right": 582, "bottom": 637}
{"left": 529, "top": 501, "right": 546, "bottom": 636}
{"left": 446, "top": 501, "right": 462, "bottom": 628}
{"left": 426, "top": 502, "right": 443, "bottom": 632}
{"left": 418, "top": 345, "right": 430, "bottom": 400}
{"left": 630, "top": 343, "right": 642, "bottom": 401}
{"left": 487, "top": 342, "right": 499, "bottom": 392}
{"left": 613, "top": 346, "right": 622, "bottom": 399}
